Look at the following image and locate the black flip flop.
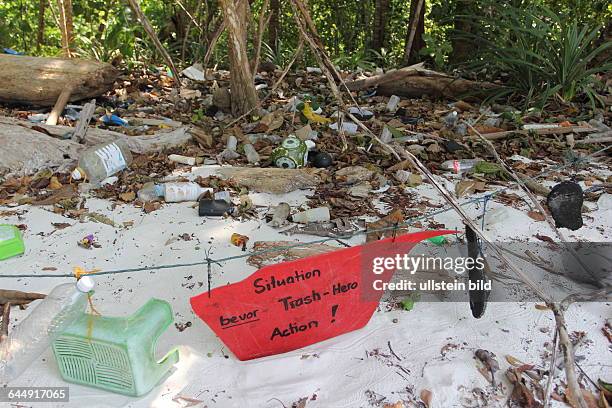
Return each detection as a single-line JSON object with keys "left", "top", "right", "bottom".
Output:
{"left": 546, "top": 181, "right": 583, "bottom": 231}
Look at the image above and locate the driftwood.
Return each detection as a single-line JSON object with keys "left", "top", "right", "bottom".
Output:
{"left": 46, "top": 86, "right": 74, "bottom": 125}
{"left": 0, "top": 117, "right": 193, "bottom": 175}
{"left": 0, "top": 289, "right": 46, "bottom": 306}
{"left": 0, "top": 303, "right": 9, "bottom": 342}
{"left": 71, "top": 99, "right": 96, "bottom": 142}
{"left": 0, "top": 55, "right": 118, "bottom": 107}
{"left": 216, "top": 167, "right": 324, "bottom": 194}
{"left": 345, "top": 64, "right": 498, "bottom": 99}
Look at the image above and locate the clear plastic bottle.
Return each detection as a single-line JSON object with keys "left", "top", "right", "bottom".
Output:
{"left": 138, "top": 182, "right": 212, "bottom": 202}
{"left": 0, "top": 277, "right": 95, "bottom": 384}
{"left": 243, "top": 144, "right": 260, "bottom": 164}
{"left": 71, "top": 139, "right": 133, "bottom": 185}
{"left": 440, "top": 159, "right": 482, "bottom": 174}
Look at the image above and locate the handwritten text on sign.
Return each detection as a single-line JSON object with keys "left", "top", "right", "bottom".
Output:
{"left": 190, "top": 231, "right": 453, "bottom": 360}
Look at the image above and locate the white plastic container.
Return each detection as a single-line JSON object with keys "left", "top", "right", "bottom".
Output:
{"left": 386, "top": 95, "right": 401, "bottom": 112}
{"left": 71, "top": 139, "right": 133, "bottom": 185}
{"left": 0, "top": 277, "right": 94, "bottom": 384}
{"left": 292, "top": 207, "right": 330, "bottom": 223}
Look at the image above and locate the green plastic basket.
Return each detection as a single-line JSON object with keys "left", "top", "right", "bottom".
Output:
{"left": 0, "top": 224, "right": 25, "bottom": 260}
{"left": 52, "top": 298, "right": 179, "bottom": 396}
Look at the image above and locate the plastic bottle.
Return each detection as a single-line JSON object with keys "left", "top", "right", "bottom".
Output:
{"left": 243, "top": 144, "right": 260, "bottom": 164}
{"left": 440, "top": 159, "right": 481, "bottom": 174}
{"left": 71, "top": 139, "right": 133, "bottom": 185}
{"left": 138, "top": 182, "right": 212, "bottom": 203}
{"left": 0, "top": 277, "right": 95, "bottom": 384}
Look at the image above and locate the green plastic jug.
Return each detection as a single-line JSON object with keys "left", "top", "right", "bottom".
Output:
{"left": 52, "top": 298, "right": 179, "bottom": 396}
{"left": 0, "top": 225, "right": 25, "bottom": 260}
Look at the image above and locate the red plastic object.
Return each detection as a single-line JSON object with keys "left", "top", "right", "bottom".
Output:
{"left": 191, "top": 230, "right": 454, "bottom": 360}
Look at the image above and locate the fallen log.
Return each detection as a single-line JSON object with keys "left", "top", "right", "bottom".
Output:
{"left": 0, "top": 117, "right": 193, "bottom": 176}
{"left": 0, "top": 55, "right": 118, "bottom": 107}
{"left": 345, "top": 64, "right": 498, "bottom": 99}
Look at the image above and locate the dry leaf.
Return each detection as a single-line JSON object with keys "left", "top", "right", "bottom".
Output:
{"left": 527, "top": 210, "right": 545, "bottom": 221}
{"left": 383, "top": 402, "right": 405, "bottom": 408}
{"left": 535, "top": 304, "right": 551, "bottom": 310}
{"left": 420, "top": 389, "right": 433, "bottom": 408}
{"left": 455, "top": 180, "right": 477, "bottom": 197}
{"left": 143, "top": 201, "right": 162, "bottom": 213}
{"left": 506, "top": 355, "right": 525, "bottom": 367}
{"left": 48, "top": 176, "right": 62, "bottom": 190}
{"left": 119, "top": 191, "right": 136, "bottom": 202}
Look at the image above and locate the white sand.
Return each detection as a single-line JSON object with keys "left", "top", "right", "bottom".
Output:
{"left": 0, "top": 163, "right": 610, "bottom": 408}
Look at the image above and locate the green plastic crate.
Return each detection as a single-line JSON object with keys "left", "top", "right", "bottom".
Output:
{"left": 0, "top": 224, "right": 25, "bottom": 260}
{"left": 52, "top": 298, "right": 179, "bottom": 396}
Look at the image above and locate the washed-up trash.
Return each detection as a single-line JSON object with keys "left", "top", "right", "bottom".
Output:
{"left": 231, "top": 233, "right": 249, "bottom": 251}
{"left": 199, "top": 199, "right": 234, "bottom": 216}
{"left": 440, "top": 159, "right": 481, "bottom": 174}
{"left": 27, "top": 113, "right": 50, "bottom": 122}
{"left": 311, "top": 151, "right": 333, "bottom": 168}
{"left": 218, "top": 135, "right": 240, "bottom": 161}
{"left": 269, "top": 203, "right": 291, "bottom": 227}
{"left": 386, "top": 95, "right": 401, "bottom": 112}
{"left": 329, "top": 121, "right": 358, "bottom": 134}
{"left": 271, "top": 136, "right": 314, "bottom": 169}
{"left": 138, "top": 182, "right": 211, "bottom": 203}
{"left": 3, "top": 48, "right": 23, "bottom": 55}
{"left": 214, "top": 191, "right": 231, "bottom": 203}
{"left": 598, "top": 193, "right": 612, "bottom": 211}
{"left": 443, "top": 111, "right": 459, "bottom": 128}
{"left": 348, "top": 182, "right": 372, "bottom": 198}
{"left": 0, "top": 224, "right": 25, "bottom": 260}
{"left": 547, "top": 181, "right": 583, "bottom": 230}
{"left": 292, "top": 207, "right": 331, "bottom": 223}
{"left": 168, "top": 154, "right": 197, "bottom": 165}
{"left": 102, "top": 113, "right": 128, "bottom": 127}
{"left": 53, "top": 298, "right": 178, "bottom": 397}
{"left": 427, "top": 235, "right": 447, "bottom": 246}
{"left": 243, "top": 143, "right": 260, "bottom": 164}
{"left": 523, "top": 123, "right": 569, "bottom": 130}
{"left": 71, "top": 139, "right": 133, "bottom": 185}
{"left": 306, "top": 67, "right": 322, "bottom": 74}
{"left": 301, "top": 101, "right": 331, "bottom": 124}
{"left": 348, "top": 107, "right": 374, "bottom": 121}
{"left": 181, "top": 63, "right": 206, "bottom": 81}
{"left": 78, "top": 234, "right": 99, "bottom": 249}
{"left": 0, "top": 277, "right": 95, "bottom": 384}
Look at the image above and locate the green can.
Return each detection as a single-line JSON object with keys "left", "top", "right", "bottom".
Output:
{"left": 0, "top": 224, "right": 25, "bottom": 260}
{"left": 271, "top": 136, "right": 310, "bottom": 169}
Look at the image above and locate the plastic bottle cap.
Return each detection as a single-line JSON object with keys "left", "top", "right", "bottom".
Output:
{"left": 76, "top": 276, "right": 95, "bottom": 293}
{"left": 71, "top": 168, "right": 84, "bottom": 180}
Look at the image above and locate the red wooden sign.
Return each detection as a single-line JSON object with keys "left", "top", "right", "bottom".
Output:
{"left": 190, "top": 230, "right": 454, "bottom": 360}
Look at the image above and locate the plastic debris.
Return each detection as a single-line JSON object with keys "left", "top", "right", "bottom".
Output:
{"left": 78, "top": 234, "right": 99, "bottom": 249}
{"left": 101, "top": 113, "right": 128, "bottom": 127}
{"left": 181, "top": 63, "right": 206, "bottom": 81}
{"left": 218, "top": 135, "right": 240, "bottom": 161}
{"left": 292, "top": 207, "right": 331, "bottom": 223}
{"left": 269, "top": 203, "right": 291, "bottom": 227}
{"left": 199, "top": 199, "right": 234, "bottom": 216}
{"left": 386, "top": 95, "right": 401, "bottom": 112}
{"left": 348, "top": 107, "right": 374, "bottom": 121}
{"left": 71, "top": 139, "right": 133, "bottom": 185}
{"left": 168, "top": 154, "right": 197, "bottom": 165}
{"left": 271, "top": 136, "right": 314, "bottom": 169}
{"left": 0, "top": 224, "right": 25, "bottom": 260}
{"left": 329, "top": 121, "right": 358, "bottom": 134}
{"left": 243, "top": 143, "right": 260, "bottom": 164}
{"left": 440, "top": 159, "right": 482, "bottom": 174}
{"left": 230, "top": 233, "right": 249, "bottom": 251}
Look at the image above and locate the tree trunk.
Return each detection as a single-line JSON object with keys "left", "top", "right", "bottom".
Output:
{"left": 37, "top": 0, "right": 46, "bottom": 52}
{"left": 57, "top": 0, "right": 74, "bottom": 57}
{"left": 0, "top": 55, "right": 119, "bottom": 106}
{"left": 402, "top": 0, "right": 425, "bottom": 65}
{"left": 268, "top": 0, "right": 280, "bottom": 54}
{"left": 371, "top": 0, "right": 389, "bottom": 51}
{"left": 219, "top": 0, "right": 258, "bottom": 116}
{"left": 450, "top": 0, "right": 472, "bottom": 63}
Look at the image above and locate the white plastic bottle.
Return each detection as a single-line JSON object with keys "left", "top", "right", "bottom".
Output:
{"left": 0, "top": 277, "right": 95, "bottom": 384}
{"left": 71, "top": 139, "right": 133, "bottom": 185}
{"left": 137, "top": 182, "right": 212, "bottom": 202}
{"left": 243, "top": 144, "right": 260, "bottom": 164}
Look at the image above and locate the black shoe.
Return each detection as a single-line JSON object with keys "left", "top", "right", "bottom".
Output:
{"left": 547, "top": 181, "right": 583, "bottom": 231}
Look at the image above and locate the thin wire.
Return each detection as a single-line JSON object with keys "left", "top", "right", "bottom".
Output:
{"left": 1, "top": 144, "right": 609, "bottom": 279}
